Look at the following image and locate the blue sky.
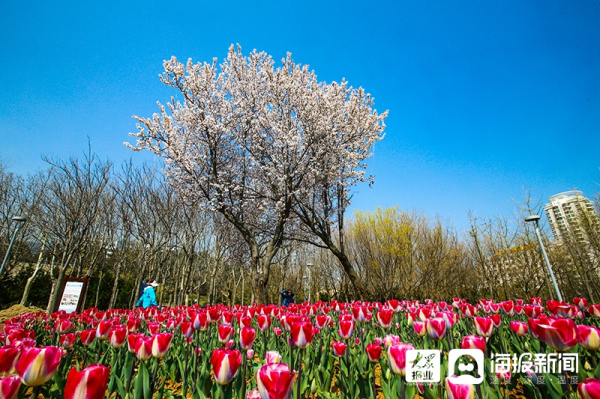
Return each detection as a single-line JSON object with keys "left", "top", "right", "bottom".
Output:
{"left": 1, "top": 0, "right": 599, "bottom": 233}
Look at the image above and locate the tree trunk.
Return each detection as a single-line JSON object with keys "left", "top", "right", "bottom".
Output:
{"left": 47, "top": 252, "right": 72, "bottom": 314}
{"left": 94, "top": 271, "right": 104, "bottom": 308}
{"left": 21, "top": 238, "right": 47, "bottom": 306}
{"left": 109, "top": 258, "right": 123, "bottom": 309}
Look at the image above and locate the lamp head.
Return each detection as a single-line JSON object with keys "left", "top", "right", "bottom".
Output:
{"left": 524, "top": 215, "right": 541, "bottom": 223}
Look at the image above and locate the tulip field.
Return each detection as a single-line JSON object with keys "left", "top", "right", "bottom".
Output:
{"left": 1, "top": 298, "right": 600, "bottom": 399}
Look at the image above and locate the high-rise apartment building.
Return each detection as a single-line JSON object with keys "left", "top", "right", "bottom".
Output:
{"left": 544, "top": 190, "right": 600, "bottom": 243}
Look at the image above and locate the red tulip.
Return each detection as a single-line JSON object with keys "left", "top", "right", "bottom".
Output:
{"left": 210, "top": 348, "right": 242, "bottom": 385}
{"left": 473, "top": 317, "right": 494, "bottom": 337}
{"left": 460, "top": 304, "right": 476, "bottom": 318}
{"left": 352, "top": 306, "right": 369, "bottom": 323}
{"left": 501, "top": 301, "right": 514, "bottom": 315}
{"left": 147, "top": 322, "right": 161, "bottom": 335}
{"left": 257, "top": 315, "right": 271, "bottom": 332}
{"left": 534, "top": 318, "right": 579, "bottom": 352}
{"left": 376, "top": 308, "right": 394, "bottom": 329}
{"left": 127, "top": 317, "right": 140, "bottom": 333}
{"left": 509, "top": 321, "right": 528, "bottom": 337}
{"left": 588, "top": 304, "right": 600, "bottom": 319}
{"left": 221, "top": 312, "right": 235, "bottom": 325}
{"left": 152, "top": 333, "right": 173, "bottom": 359}
{"left": 0, "top": 375, "right": 20, "bottom": 399}
{"left": 490, "top": 314, "right": 501, "bottom": 328}
{"left": 290, "top": 322, "right": 314, "bottom": 349}
{"left": 574, "top": 297, "right": 588, "bottom": 310}
{"left": 55, "top": 319, "right": 74, "bottom": 334}
{"left": 577, "top": 325, "right": 600, "bottom": 351}
{"left": 95, "top": 321, "right": 112, "bottom": 340}
{"left": 315, "top": 315, "right": 330, "bottom": 330}
{"left": 207, "top": 308, "right": 220, "bottom": 323}
{"left": 79, "top": 329, "right": 96, "bottom": 346}
{"left": 578, "top": 378, "right": 600, "bottom": 399}
{"left": 0, "top": 346, "right": 20, "bottom": 376}
{"left": 239, "top": 316, "right": 252, "bottom": 329}
{"left": 256, "top": 363, "right": 296, "bottom": 399}
{"left": 265, "top": 351, "right": 282, "bottom": 365}
{"left": 338, "top": 320, "right": 354, "bottom": 340}
{"left": 109, "top": 326, "right": 127, "bottom": 349}
{"left": 460, "top": 335, "right": 486, "bottom": 352}
{"left": 273, "top": 327, "right": 282, "bottom": 336}
{"left": 193, "top": 312, "right": 209, "bottom": 331}
{"left": 332, "top": 341, "right": 347, "bottom": 357}
{"left": 426, "top": 318, "right": 447, "bottom": 341}
{"left": 387, "top": 343, "right": 414, "bottom": 376}
{"left": 413, "top": 321, "right": 426, "bottom": 337}
{"left": 127, "top": 333, "right": 144, "bottom": 353}
{"left": 134, "top": 336, "right": 153, "bottom": 361}
{"left": 64, "top": 364, "right": 110, "bottom": 399}
{"left": 524, "top": 305, "right": 543, "bottom": 319}
{"left": 446, "top": 376, "right": 475, "bottom": 399}
{"left": 240, "top": 327, "right": 256, "bottom": 350}
{"left": 365, "top": 343, "right": 382, "bottom": 362}
{"left": 180, "top": 321, "right": 194, "bottom": 339}
{"left": 217, "top": 325, "right": 234, "bottom": 344}
{"left": 60, "top": 333, "right": 77, "bottom": 349}
{"left": 15, "top": 346, "right": 64, "bottom": 386}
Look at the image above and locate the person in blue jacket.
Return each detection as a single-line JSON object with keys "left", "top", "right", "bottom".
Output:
{"left": 281, "top": 289, "right": 294, "bottom": 307}
{"left": 137, "top": 281, "right": 159, "bottom": 308}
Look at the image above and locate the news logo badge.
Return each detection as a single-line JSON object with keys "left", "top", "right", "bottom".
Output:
{"left": 447, "top": 349, "right": 484, "bottom": 384}
{"left": 406, "top": 349, "right": 441, "bottom": 383}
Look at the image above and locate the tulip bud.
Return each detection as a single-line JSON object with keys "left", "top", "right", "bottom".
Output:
{"left": 0, "top": 375, "right": 21, "bottom": 399}
{"left": 15, "top": 346, "right": 64, "bottom": 386}
{"left": 109, "top": 326, "right": 127, "bottom": 349}
{"left": 256, "top": 363, "right": 295, "bottom": 399}
{"left": 332, "top": 341, "right": 347, "bottom": 357}
{"left": 446, "top": 376, "right": 475, "bottom": 399}
{"left": 273, "top": 327, "right": 282, "bottom": 336}
{"left": 60, "top": 333, "right": 76, "bottom": 349}
{"left": 246, "top": 388, "right": 261, "bottom": 399}
{"left": 218, "top": 325, "right": 235, "bottom": 344}
{"left": 338, "top": 320, "right": 354, "bottom": 340}
{"left": 246, "top": 349, "right": 254, "bottom": 360}
{"left": 461, "top": 335, "right": 486, "bottom": 352}
{"left": 290, "top": 322, "right": 314, "bottom": 349}
{"left": 65, "top": 364, "right": 110, "bottom": 399}
{"left": 366, "top": 343, "right": 382, "bottom": 362}
{"left": 579, "top": 378, "right": 600, "bottom": 399}
{"left": 152, "top": 333, "right": 173, "bottom": 359}
{"left": 387, "top": 343, "right": 414, "bottom": 376}
{"left": 426, "top": 318, "right": 447, "bottom": 341}
{"left": 134, "top": 336, "right": 153, "bottom": 361}
{"left": 265, "top": 351, "right": 282, "bottom": 365}
{"left": 473, "top": 317, "right": 494, "bottom": 338}
{"left": 578, "top": 325, "right": 600, "bottom": 351}
{"left": 210, "top": 348, "right": 242, "bottom": 385}
{"left": 509, "top": 321, "right": 528, "bottom": 337}
{"left": 240, "top": 327, "right": 256, "bottom": 350}
{"left": 79, "top": 329, "right": 96, "bottom": 346}
{"left": 0, "top": 346, "right": 20, "bottom": 376}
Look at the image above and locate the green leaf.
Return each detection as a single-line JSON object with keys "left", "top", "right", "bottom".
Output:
{"left": 114, "top": 374, "right": 128, "bottom": 399}
{"left": 594, "top": 361, "right": 600, "bottom": 379}
{"left": 544, "top": 373, "right": 563, "bottom": 398}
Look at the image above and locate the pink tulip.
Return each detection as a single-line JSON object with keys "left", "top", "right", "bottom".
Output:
{"left": 0, "top": 375, "right": 20, "bottom": 399}
{"left": 55, "top": 319, "right": 74, "bottom": 334}
{"left": 218, "top": 325, "right": 235, "bottom": 344}
{"left": 578, "top": 378, "right": 600, "bottom": 399}
{"left": 376, "top": 308, "right": 394, "bottom": 329}
{"left": 152, "top": 333, "right": 173, "bottom": 359}
{"left": 290, "top": 322, "right": 314, "bottom": 349}
{"left": 574, "top": 297, "right": 588, "bottom": 310}
{"left": 365, "top": 343, "right": 382, "bottom": 362}
{"left": 338, "top": 320, "right": 354, "bottom": 340}
{"left": 256, "top": 363, "right": 296, "bottom": 399}
{"left": 332, "top": 341, "right": 347, "bottom": 357}
{"left": 387, "top": 343, "right": 414, "bottom": 376}
{"left": 134, "top": 336, "right": 153, "bottom": 361}
{"left": 577, "top": 325, "right": 600, "bottom": 351}
{"left": 240, "top": 327, "right": 256, "bottom": 350}
{"left": 426, "top": 318, "right": 447, "bottom": 341}
{"left": 534, "top": 318, "right": 579, "bottom": 352}
{"left": 247, "top": 388, "right": 261, "bottom": 399}
{"left": 413, "top": 321, "right": 426, "bottom": 337}
{"left": 257, "top": 315, "right": 271, "bottom": 332}
{"left": 79, "top": 329, "right": 96, "bottom": 346}
{"left": 473, "top": 317, "right": 494, "bottom": 337}
{"left": 0, "top": 346, "right": 21, "bottom": 376}
{"left": 60, "top": 333, "right": 76, "bottom": 349}
{"left": 589, "top": 304, "right": 600, "bottom": 319}
{"left": 127, "top": 317, "right": 140, "bottom": 333}
{"left": 95, "top": 320, "right": 112, "bottom": 340}
{"left": 193, "top": 312, "right": 209, "bottom": 331}
{"left": 265, "top": 351, "right": 282, "bottom": 365}
{"left": 64, "top": 364, "right": 110, "bottom": 399}
{"left": 509, "top": 321, "right": 528, "bottom": 337}
{"left": 180, "top": 321, "right": 194, "bottom": 339}
{"left": 15, "top": 346, "right": 64, "bottom": 386}
{"left": 460, "top": 335, "right": 486, "bottom": 352}
{"left": 210, "top": 348, "right": 242, "bottom": 385}
{"left": 273, "top": 327, "right": 282, "bottom": 336}
{"left": 109, "top": 326, "right": 127, "bottom": 349}
{"left": 446, "top": 376, "right": 475, "bottom": 399}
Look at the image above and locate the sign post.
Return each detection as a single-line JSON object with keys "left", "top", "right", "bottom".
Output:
{"left": 56, "top": 277, "right": 89, "bottom": 313}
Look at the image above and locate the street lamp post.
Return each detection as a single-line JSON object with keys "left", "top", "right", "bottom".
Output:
{"left": 306, "top": 262, "right": 313, "bottom": 303}
{"left": 0, "top": 216, "right": 28, "bottom": 279}
{"left": 525, "top": 214, "right": 563, "bottom": 302}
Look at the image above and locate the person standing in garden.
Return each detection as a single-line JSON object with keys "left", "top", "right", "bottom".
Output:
{"left": 136, "top": 280, "right": 158, "bottom": 308}
{"left": 281, "top": 289, "right": 294, "bottom": 307}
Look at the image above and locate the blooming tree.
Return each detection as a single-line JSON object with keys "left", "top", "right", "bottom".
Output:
{"left": 128, "top": 45, "right": 386, "bottom": 303}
